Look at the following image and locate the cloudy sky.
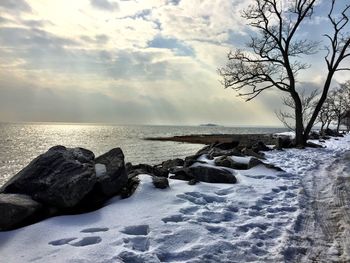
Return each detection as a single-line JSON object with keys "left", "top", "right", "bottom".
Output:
{"left": 0, "top": 0, "right": 348, "bottom": 126}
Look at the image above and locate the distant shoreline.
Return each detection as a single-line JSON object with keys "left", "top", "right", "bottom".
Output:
{"left": 144, "top": 133, "right": 278, "bottom": 146}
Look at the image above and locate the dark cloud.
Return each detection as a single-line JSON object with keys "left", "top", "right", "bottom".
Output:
{"left": 0, "top": 0, "right": 32, "bottom": 13}
{"left": 90, "top": 0, "right": 118, "bottom": 11}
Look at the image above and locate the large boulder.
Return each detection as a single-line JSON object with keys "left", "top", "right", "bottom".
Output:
{"left": 190, "top": 166, "right": 237, "bottom": 184}
{"left": 1, "top": 146, "right": 96, "bottom": 208}
{"left": 0, "top": 193, "right": 43, "bottom": 231}
{"left": 215, "top": 156, "right": 249, "bottom": 170}
{"left": 170, "top": 166, "right": 236, "bottom": 184}
{"left": 94, "top": 148, "right": 128, "bottom": 196}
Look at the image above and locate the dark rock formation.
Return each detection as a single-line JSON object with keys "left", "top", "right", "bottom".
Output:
{"left": 1, "top": 146, "right": 96, "bottom": 208}
{"left": 252, "top": 141, "right": 271, "bottom": 153}
{"left": 94, "top": 148, "right": 128, "bottom": 197}
{"left": 0, "top": 193, "right": 43, "bottom": 231}
{"left": 215, "top": 156, "right": 249, "bottom": 170}
{"left": 152, "top": 176, "right": 169, "bottom": 189}
{"left": 161, "top": 158, "right": 184, "bottom": 170}
{"left": 170, "top": 166, "right": 236, "bottom": 184}
{"left": 213, "top": 141, "right": 240, "bottom": 150}
{"left": 275, "top": 136, "right": 293, "bottom": 150}
{"left": 190, "top": 166, "right": 237, "bottom": 184}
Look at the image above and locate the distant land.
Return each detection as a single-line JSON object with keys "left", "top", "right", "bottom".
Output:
{"left": 199, "top": 123, "right": 220, "bottom": 127}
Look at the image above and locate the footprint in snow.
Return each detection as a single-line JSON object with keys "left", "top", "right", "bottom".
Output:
{"left": 120, "top": 224, "right": 150, "bottom": 236}
{"left": 80, "top": 227, "right": 109, "bottom": 233}
{"left": 48, "top": 238, "right": 77, "bottom": 246}
{"left": 70, "top": 236, "right": 102, "bottom": 247}
{"left": 162, "top": 214, "right": 185, "bottom": 223}
{"left": 121, "top": 224, "right": 151, "bottom": 252}
{"left": 49, "top": 236, "right": 102, "bottom": 247}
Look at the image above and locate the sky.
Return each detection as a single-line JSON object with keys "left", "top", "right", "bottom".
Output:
{"left": 0, "top": 0, "right": 349, "bottom": 126}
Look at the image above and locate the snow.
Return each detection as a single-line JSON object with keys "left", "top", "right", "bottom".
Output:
{"left": 0, "top": 134, "right": 350, "bottom": 262}
{"left": 95, "top": 164, "right": 107, "bottom": 177}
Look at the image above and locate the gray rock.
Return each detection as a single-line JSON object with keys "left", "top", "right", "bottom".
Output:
{"left": 215, "top": 156, "right": 249, "bottom": 170}
{"left": 161, "top": 158, "right": 184, "bottom": 170}
{"left": 1, "top": 146, "right": 96, "bottom": 208}
{"left": 152, "top": 176, "right": 169, "bottom": 189}
{"left": 248, "top": 157, "right": 264, "bottom": 168}
{"left": 94, "top": 148, "right": 128, "bottom": 196}
{"left": 189, "top": 166, "right": 237, "bottom": 184}
{"left": 0, "top": 193, "right": 42, "bottom": 231}
{"left": 241, "top": 148, "right": 265, "bottom": 159}
{"left": 169, "top": 167, "right": 193, "bottom": 181}
{"left": 170, "top": 166, "right": 236, "bottom": 184}
{"left": 213, "top": 141, "right": 239, "bottom": 150}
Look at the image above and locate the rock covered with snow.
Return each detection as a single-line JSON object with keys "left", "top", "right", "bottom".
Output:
{"left": 0, "top": 146, "right": 97, "bottom": 208}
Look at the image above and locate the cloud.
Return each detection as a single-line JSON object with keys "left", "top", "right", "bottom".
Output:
{"left": 0, "top": 0, "right": 32, "bottom": 13}
{"left": 148, "top": 36, "right": 194, "bottom": 56}
{"left": 90, "top": 0, "right": 119, "bottom": 11}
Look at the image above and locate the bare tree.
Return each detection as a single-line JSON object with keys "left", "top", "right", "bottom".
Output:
{"left": 317, "top": 97, "right": 334, "bottom": 134}
{"left": 276, "top": 89, "right": 318, "bottom": 131}
{"left": 218, "top": 0, "right": 350, "bottom": 146}
{"left": 329, "top": 88, "right": 347, "bottom": 132}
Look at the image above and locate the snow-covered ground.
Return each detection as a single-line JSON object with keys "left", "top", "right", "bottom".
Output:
{"left": 0, "top": 134, "right": 349, "bottom": 263}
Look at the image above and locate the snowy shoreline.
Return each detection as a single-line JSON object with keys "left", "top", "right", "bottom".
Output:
{"left": 0, "top": 134, "right": 349, "bottom": 262}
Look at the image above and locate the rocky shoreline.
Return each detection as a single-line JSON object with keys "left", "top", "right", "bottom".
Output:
{"left": 0, "top": 131, "right": 334, "bottom": 231}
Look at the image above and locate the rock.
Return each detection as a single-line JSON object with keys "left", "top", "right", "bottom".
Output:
{"left": 1, "top": 146, "right": 96, "bottom": 208}
{"left": 169, "top": 167, "right": 194, "bottom": 181}
{"left": 161, "top": 158, "right": 184, "bottom": 170}
{"left": 213, "top": 141, "right": 239, "bottom": 150}
{"left": 127, "top": 163, "right": 167, "bottom": 178}
{"left": 188, "top": 179, "right": 198, "bottom": 185}
{"left": 241, "top": 148, "right": 265, "bottom": 159}
{"left": 94, "top": 148, "right": 128, "bottom": 197}
{"left": 215, "top": 156, "right": 249, "bottom": 170}
{"left": 170, "top": 166, "right": 236, "bottom": 184}
{"left": 309, "top": 131, "right": 320, "bottom": 140}
{"left": 183, "top": 155, "right": 201, "bottom": 167}
{"left": 0, "top": 193, "right": 42, "bottom": 231}
{"left": 196, "top": 144, "right": 243, "bottom": 159}
{"left": 152, "top": 176, "right": 169, "bottom": 189}
{"left": 120, "top": 177, "right": 140, "bottom": 199}
{"left": 275, "top": 136, "right": 293, "bottom": 150}
{"left": 252, "top": 141, "right": 271, "bottom": 153}
{"left": 190, "top": 166, "right": 237, "bottom": 184}
{"left": 195, "top": 145, "right": 212, "bottom": 156}
{"left": 248, "top": 158, "right": 264, "bottom": 168}
{"left": 324, "top": 128, "right": 339, "bottom": 137}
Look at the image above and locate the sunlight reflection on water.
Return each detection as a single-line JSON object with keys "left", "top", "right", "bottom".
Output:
{"left": 0, "top": 123, "right": 286, "bottom": 185}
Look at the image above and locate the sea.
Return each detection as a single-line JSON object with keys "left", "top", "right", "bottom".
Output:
{"left": 0, "top": 123, "right": 287, "bottom": 186}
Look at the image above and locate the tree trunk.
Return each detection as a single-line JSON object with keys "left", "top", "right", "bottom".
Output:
{"left": 304, "top": 72, "right": 335, "bottom": 140}
{"left": 336, "top": 116, "right": 341, "bottom": 133}
{"left": 292, "top": 92, "right": 305, "bottom": 146}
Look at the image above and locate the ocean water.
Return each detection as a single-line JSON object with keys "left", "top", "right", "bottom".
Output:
{"left": 0, "top": 123, "right": 287, "bottom": 186}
